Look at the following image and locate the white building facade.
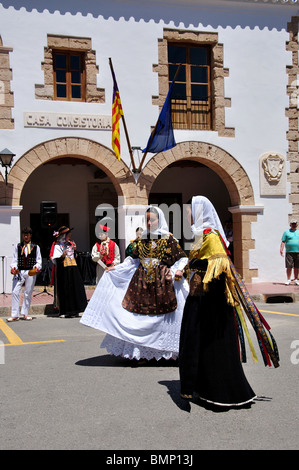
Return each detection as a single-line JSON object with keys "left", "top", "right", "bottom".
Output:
{"left": 0, "top": 0, "right": 298, "bottom": 292}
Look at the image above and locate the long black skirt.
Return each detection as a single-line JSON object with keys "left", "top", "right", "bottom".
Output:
{"left": 56, "top": 262, "right": 87, "bottom": 317}
{"left": 179, "top": 274, "right": 256, "bottom": 407}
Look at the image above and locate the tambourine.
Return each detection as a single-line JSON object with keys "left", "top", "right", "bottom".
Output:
{"left": 10, "top": 268, "right": 39, "bottom": 276}
{"left": 10, "top": 268, "right": 19, "bottom": 275}
{"left": 28, "top": 269, "right": 40, "bottom": 276}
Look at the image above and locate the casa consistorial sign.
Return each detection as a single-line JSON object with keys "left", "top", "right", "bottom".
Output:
{"left": 24, "top": 112, "right": 112, "bottom": 130}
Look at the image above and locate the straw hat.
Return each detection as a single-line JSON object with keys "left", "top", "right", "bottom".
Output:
{"left": 53, "top": 226, "right": 74, "bottom": 238}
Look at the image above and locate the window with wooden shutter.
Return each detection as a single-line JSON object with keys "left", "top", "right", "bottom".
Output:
{"left": 53, "top": 51, "right": 86, "bottom": 102}
{"left": 168, "top": 43, "right": 212, "bottom": 130}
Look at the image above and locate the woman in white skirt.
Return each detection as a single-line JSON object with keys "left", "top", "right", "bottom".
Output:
{"left": 81, "top": 206, "right": 189, "bottom": 361}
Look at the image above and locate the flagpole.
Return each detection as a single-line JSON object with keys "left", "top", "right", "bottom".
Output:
{"left": 137, "top": 117, "right": 158, "bottom": 173}
{"left": 109, "top": 58, "right": 137, "bottom": 172}
{"left": 137, "top": 63, "right": 181, "bottom": 173}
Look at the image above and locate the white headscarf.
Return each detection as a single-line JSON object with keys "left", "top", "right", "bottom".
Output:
{"left": 142, "top": 206, "right": 170, "bottom": 238}
{"left": 191, "top": 196, "right": 229, "bottom": 247}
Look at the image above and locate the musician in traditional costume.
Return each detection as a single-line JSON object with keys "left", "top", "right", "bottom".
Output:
{"left": 81, "top": 206, "right": 189, "bottom": 361}
{"left": 52, "top": 226, "right": 87, "bottom": 318}
{"left": 7, "top": 227, "right": 42, "bottom": 322}
{"left": 179, "top": 196, "right": 280, "bottom": 408}
{"left": 91, "top": 224, "right": 120, "bottom": 284}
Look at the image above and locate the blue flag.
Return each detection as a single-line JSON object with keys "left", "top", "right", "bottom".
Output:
{"left": 143, "top": 78, "right": 176, "bottom": 154}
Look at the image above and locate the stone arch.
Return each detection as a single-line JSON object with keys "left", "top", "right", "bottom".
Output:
{"left": 6, "top": 137, "right": 137, "bottom": 206}
{"left": 139, "top": 141, "right": 254, "bottom": 205}
{"left": 138, "top": 141, "right": 258, "bottom": 282}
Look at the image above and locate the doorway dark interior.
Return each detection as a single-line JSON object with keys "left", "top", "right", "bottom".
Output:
{"left": 30, "top": 212, "right": 69, "bottom": 285}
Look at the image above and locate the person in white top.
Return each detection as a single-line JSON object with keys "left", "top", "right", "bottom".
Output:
{"left": 7, "top": 227, "right": 42, "bottom": 322}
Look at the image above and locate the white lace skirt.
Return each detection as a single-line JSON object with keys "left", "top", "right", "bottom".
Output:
{"left": 101, "top": 334, "right": 179, "bottom": 361}
{"left": 80, "top": 256, "right": 189, "bottom": 360}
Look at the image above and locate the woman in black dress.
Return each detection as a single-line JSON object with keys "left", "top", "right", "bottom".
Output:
{"left": 52, "top": 226, "right": 87, "bottom": 318}
{"left": 179, "top": 196, "right": 279, "bottom": 408}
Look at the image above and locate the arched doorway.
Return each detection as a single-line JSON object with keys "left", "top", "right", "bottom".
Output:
{"left": 138, "top": 141, "right": 258, "bottom": 282}
{"left": 5, "top": 137, "right": 137, "bottom": 284}
{"left": 7, "top": 137, "right": 136, "bottom": 206}
{"left": 20, "top": 157, "right": 121, "bottom": 257}
{"left": 149, "top": 159, "right": 232, "bottom": 253}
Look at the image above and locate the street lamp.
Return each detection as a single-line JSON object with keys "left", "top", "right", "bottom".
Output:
{"left": 0, "top": 148, "right": 15, "bottom": 184}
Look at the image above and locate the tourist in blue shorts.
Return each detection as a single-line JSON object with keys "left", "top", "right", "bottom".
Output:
{"left": 280, "top": 219, "right": 299, "bottom": 285}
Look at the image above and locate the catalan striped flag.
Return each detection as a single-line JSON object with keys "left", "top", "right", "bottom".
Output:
{"left": 111, "top": 67, "right": 123, "bottom": 161}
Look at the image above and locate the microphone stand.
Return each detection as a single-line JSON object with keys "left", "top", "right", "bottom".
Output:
{"left": 33, "top": 259, "right": 53, "bottom": 297}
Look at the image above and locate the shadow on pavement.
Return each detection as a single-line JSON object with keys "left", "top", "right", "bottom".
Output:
{"left": 75, "top": 355, "right": 179, "bottom": 368}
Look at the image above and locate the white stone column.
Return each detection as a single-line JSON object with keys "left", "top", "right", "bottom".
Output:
{"left": 228, "top": 204, "right": 264, "bottom": 282}
{"left": 0, "top": 206, "right": 22, "bottom": 294}
{"left": 117, "top": 198, "right": 147, "bottom": 260}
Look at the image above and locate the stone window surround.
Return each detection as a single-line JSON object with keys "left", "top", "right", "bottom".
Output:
{"left": 153, "top": 28, "right": 235, "bottom": 137}
{"left": 35, "top": 34, "right": 105, "bottom": 103}
{"left": 0, "top": 35, "right": 14, "bottom": 129}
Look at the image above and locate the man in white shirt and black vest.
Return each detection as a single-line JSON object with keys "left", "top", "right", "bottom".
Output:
{"left": 7, "top": 226, "right": 42, "bottom": 322}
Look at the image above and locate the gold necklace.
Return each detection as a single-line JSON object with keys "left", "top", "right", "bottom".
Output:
{"left": 137, "top": 237, "right": 169, "bottom": 282}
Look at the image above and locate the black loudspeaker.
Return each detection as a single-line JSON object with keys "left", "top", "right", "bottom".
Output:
{"left": 40, "top": 201, "right": 57, "bottom": 229}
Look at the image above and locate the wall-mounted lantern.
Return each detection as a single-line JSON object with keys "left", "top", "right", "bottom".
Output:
{"left": 0, "top": 148, "right": 15, "bottom": 184}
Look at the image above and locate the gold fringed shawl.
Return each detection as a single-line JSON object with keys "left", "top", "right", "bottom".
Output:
{"left": 230, "top": 260, "right": 280, "bottom": 368}
{"left": 189, "top": 231, "right": 239, "bottom": 307}
{"left": 187, "top": 230, "right": 280, "bottom": 368}
{"left": 235, "top": 304, "right": 259, "bottom": 364}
